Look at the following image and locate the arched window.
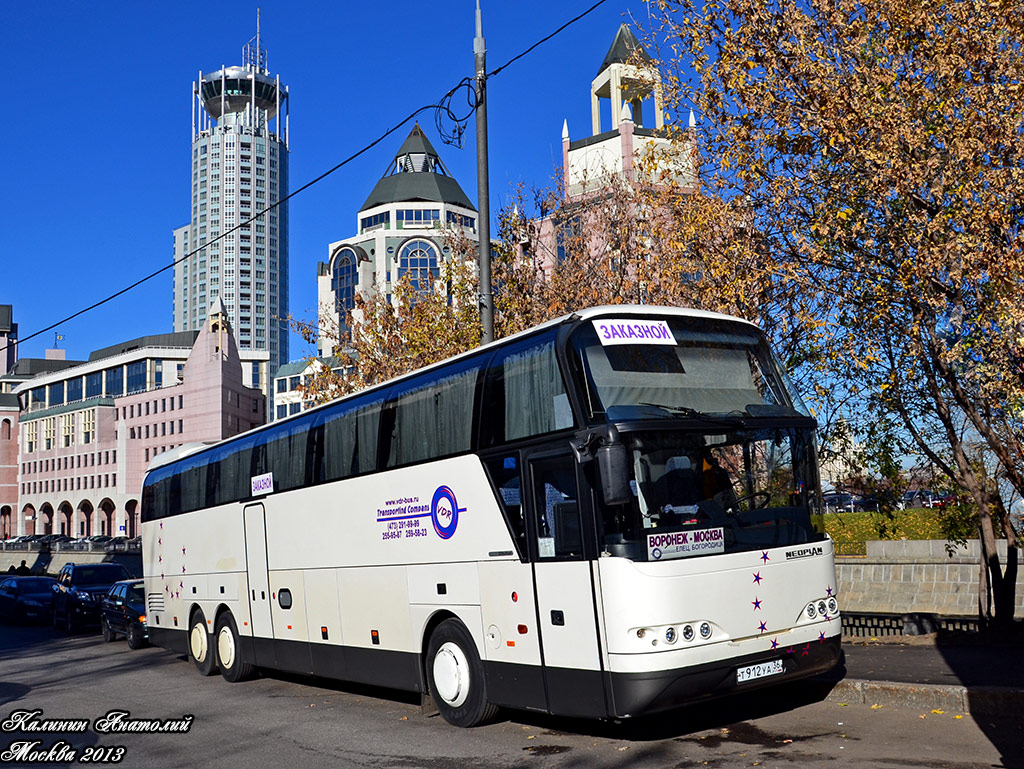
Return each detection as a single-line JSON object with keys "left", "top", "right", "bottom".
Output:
{"left": 1, "top": 419, "right": 9, "bottom": 441}
{"left": 331, "top": 247, "right": 359, "bottom": 316}
{"left": 397, "top": 239, "right": 438, "bottom": 292}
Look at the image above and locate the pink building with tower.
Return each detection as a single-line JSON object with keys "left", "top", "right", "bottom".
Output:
{"left": 4, "top": 301, "right": 266, "bottom": 540}
{"left": 519, "top": 25, "right": 698, "bottom": 272}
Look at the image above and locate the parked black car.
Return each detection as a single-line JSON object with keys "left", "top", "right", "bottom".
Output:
{"left": 822, "top": 492, "right": 856, "bottom": 513}
{"left": 38, "top": 534, "right": 73, "bottom": 547}
{"left": 52, "top": 562, "right": 133, "bottom": 633}
{"left": 100, "top": 579, "right": 148, "bottom": 649}
{"left": 0, "top": 576, "right": 56, "bottom": 623}
{"left": 852, "top": 493, "right": 879, "bottom": 512}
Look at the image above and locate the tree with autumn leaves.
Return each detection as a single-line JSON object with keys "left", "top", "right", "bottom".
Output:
{"left": 296, "top": 0, "right": 1023, "bottom": 627}
{"left": 650, "top": 0, "right": 1023, "bottom": 626}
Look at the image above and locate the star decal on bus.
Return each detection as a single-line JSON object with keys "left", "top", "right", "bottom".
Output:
{"left": 819, "top": 631, "right": 827, "bottom": 643}
{"left": 752, "top": 571, "right": 762, "bottom": 584}
{"left": 758, "top": 621, "right": 768, "bottom": 634}
{"left": 770, "top": 638, "right": 779, "bottom": 650}
{"left": 801, "top": 643, "right": 810, "bottom": 656}
{"left": 825, "top": 585, "right": 834, "bottom": 596}
{"left": 752, "top": 597, "right": 762, "bottom": 611}
{"left": 760, "top": 551, "right": 770, "bottom": 563}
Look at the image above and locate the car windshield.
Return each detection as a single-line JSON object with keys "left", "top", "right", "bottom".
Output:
{"left": 598, "top": 427, "right": 824, "bottom": 561}
{"left": 12, "top": 578, "right": 52, "bottom": 592}
{"left": 72, "top": 566, "right": 129, "bottom": 585}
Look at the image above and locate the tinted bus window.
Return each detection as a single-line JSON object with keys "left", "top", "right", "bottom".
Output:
{"left": 259, "top": 411, "right": 318, "bottom": 493}
{"left": 482, "top": 333, "right": 574, "bottom": 447}
{"left": 318, "top": 393, "right": 384, "bottom": 482}
{"left": 385, "top": 356, "right": 483, "bottom": 468}
{"left": 216, "top": 433, "right": 259, "bottom": 506}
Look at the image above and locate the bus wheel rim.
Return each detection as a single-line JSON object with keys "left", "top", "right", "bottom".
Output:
{"left": 190, "top": 623, "right": 207, "bottom": 662}
{"left": 433, "top": 641, "right": 470, "bottom": 707}
{"left": 218, "top": 627, "right": 235, "bottom": 669}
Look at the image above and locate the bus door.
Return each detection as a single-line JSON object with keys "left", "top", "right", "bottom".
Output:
{"left": 526, "top": 451, "right": 607, "bottom": 717}
{"left": 243, "top": 503, "right": 275, "bottom": 665}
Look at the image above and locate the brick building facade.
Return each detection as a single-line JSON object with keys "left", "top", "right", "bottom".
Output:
{"left": 5, "top": 302, "right": 266, "bottom": 539}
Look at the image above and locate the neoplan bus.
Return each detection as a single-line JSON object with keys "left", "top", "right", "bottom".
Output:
{"left": 141, "top": 306, "right": 841, "bottom": 727}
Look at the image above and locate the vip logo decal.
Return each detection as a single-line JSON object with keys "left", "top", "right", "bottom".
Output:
{"left": 430, "top": 485, "right": 465, "bottom": 540}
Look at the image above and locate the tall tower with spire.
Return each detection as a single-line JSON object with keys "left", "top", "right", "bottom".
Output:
{"left": 173, "top": 13, "right": 289, "bottom": 382}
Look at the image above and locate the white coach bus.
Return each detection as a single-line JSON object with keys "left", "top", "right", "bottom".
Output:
{"left": 141, "top": 306, "right": 841, "bottom": 727}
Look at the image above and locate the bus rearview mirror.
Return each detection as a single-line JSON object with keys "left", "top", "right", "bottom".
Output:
{"left": 597, "top": 442, "right": 631, "bottom": 506}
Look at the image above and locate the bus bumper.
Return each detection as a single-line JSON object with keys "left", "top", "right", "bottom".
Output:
{"left": 607, "top": 635, "right": 842, "bottom": 718}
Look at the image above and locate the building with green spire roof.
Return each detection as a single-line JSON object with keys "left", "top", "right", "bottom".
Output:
{"left": 315, "top": 124, "right": 479, "bottom": 359}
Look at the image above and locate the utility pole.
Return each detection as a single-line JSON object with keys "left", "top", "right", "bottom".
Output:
{"left": 474, "top": 0, "right": 494, "bottom": 344}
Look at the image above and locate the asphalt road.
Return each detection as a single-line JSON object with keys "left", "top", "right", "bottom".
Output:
{"left": 0, "top": 623, "right": 1020, "bottom": 769}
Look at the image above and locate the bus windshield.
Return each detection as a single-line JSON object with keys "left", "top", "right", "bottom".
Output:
{"left": 601, "top": 427, "right": 824, "bottom": 561}
{"left": 568, "top": 316, "right": 809, "bottom": 421}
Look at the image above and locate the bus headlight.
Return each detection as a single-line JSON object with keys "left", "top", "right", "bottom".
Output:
{"left": 827, "top": 597, "right": 838, "bottom": 615}
{"left": 818, "top": 601, "right": 827, "bottom": 617}
{"left": 682, "top": 624, "right": 694, "bottom": 642}
{"left": 664, "top": 627, "right": 677, "bottom": 644}
{"left": 806, "top": 602, "right": 817, "bottom": 619}
{"left": 699, "top": 622, "right": 712, "bottom": 639}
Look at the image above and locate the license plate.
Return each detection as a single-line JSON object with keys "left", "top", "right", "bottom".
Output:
{"left": 737, "top": 659, "right": 784, "bottom": 683}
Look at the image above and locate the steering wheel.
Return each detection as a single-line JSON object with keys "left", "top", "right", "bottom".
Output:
{"left": 726, "top": 491, "right": 771, "bottom": 513}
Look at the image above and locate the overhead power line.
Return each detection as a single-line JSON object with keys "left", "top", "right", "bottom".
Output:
{"left": 2, "top": 0, "right": 612, "bottom": 359}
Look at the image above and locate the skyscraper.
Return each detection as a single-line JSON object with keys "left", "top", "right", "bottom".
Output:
{"left": 173, "top": 19, "right": 289, "bottom": 382}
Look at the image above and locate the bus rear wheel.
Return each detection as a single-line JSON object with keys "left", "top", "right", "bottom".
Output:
{"left": 426, "top": 619, "right": 497, "bottom": 728}
{"left": 215, "top": 613, "right": 254, "bottom": 683}
{"left": 188, "top": 610, "right": 217, "bottom": 676}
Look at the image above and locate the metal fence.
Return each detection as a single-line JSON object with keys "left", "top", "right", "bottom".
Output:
{"left": 1, "top": 540, "right": 141, "bottom": 554}
{"left": 842, "top": 611, "right": 981, "bottom": 637}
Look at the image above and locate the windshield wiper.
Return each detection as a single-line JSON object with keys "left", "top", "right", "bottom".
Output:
{"left": 637, "top": 403, "right": 743, "bottom": 426}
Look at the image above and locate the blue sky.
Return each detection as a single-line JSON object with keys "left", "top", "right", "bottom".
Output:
{"left": 0, "top": 0, "right": 660, "bottom": 364}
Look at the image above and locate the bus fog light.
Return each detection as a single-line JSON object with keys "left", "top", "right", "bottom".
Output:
{"left": 665, "top": 627, "right": 677, "bottom": 644}
{"left": 827, "top": 597, "right": 838, "bottom": 614}
{"left": 699, "top": 622, "right": 712, "bottom": 639}
{"left": 806, "top": 603, "right": 817, "bottom": 619}
{"left": 682, "top": 625, "right": 694, "bottom": 642}
{"left": 636, "top": 628, "right": 646, "bottom": 639}
{"left": 818, "top": 601, "right": 827, "bottom": 616}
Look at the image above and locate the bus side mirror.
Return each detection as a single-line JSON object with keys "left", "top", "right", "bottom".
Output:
{"left": 597, "top": 442, "right": 631, "bottom": 506}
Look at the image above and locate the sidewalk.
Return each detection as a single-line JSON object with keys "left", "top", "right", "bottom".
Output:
{"left": 808, "top": 630, "right": 1024, "bottom": 714}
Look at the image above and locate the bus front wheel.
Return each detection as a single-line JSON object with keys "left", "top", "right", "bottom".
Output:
{"left": 426, "top": 619, "right": 497, "bottom": 728}
{"left": 215, "top": 612, "right": 254, "bottom": 683}
{"left": 188, "top": 610, "right": 217, "bottom": 676}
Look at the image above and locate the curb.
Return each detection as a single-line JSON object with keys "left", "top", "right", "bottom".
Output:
{"left": 820, "top": 678, "right": 1024, "bottom": 715}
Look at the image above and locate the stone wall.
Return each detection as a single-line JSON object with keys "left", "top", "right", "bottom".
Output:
{"left": 836, "top": 540, "right": 1024, "bottom": 618}
{"left": 0, "top": 547, "right": 141, "bottom": 578}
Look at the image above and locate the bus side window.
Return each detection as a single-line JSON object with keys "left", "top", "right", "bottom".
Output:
{"left": 531, "top": 456, "right": 582, "bottom": 559}
{"left": 483, "top": 455, "right": 526, "bottom": 557}
{"left": 480, "top": 333, "right": 575, "bottom": 448}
